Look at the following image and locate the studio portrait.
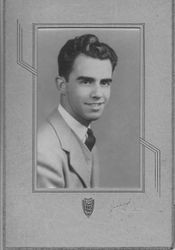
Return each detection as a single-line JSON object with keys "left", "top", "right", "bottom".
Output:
{"left": 2, "top": 1, "right": 172, "bottom": 248}
{"left": 36, "top": 28, "right": 142, "bottom": 190}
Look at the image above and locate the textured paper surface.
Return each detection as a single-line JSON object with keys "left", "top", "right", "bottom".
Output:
{"left": 0, "top": 0, "right": 174, "bottom": 248}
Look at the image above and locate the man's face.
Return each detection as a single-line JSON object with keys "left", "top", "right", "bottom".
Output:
{"left": 62, "top": 54, "right": 113, "bottom": 126}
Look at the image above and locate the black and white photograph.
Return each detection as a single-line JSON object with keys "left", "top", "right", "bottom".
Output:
{"left": 36, "top": 28, "right": 142, "bottom": 190}
{"left": 0, "top": 0, "right": 174, "bottom": 249}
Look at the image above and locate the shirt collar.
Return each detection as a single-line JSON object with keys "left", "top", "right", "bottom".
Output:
{"left": 58, "top": 104, "right": 88, "bottom": 143}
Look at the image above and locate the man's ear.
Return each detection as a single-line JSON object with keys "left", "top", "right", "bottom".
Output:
{"left": 55, "top": 76, "right": 66, "bottom": 94}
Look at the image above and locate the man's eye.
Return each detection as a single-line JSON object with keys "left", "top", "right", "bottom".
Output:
{"left": 101, "top": 80, "right": 111, "bottom": 86}
{"left": 80, "top": 80, "right": 91, "bottom": 84}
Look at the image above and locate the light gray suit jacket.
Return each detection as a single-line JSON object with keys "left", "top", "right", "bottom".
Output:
{"left": 37, "top": 110, "right": 99, "bottom": 189}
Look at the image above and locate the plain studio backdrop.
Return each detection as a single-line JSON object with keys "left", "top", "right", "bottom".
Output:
{"left": 37, "top": 28, "right": 141, "bottom": 188}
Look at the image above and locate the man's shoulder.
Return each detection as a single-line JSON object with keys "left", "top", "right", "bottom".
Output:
{"left": 37, "top": 110, "right": 62, "bottom": 148}
{"left": 38, "top": 120, "right": 55, "bottom": 139}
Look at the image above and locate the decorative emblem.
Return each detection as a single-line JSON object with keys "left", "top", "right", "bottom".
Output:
{"left": 82, "top": 198, "right": 94, "bottom": 217}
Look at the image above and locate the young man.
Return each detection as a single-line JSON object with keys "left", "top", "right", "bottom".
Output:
{"left": 37, "top": 34, "right": 118, "bottom": 189}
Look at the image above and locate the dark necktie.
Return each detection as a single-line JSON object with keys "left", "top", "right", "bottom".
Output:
{"left": 85, "top": 128, "right": 96, "bottom": 151}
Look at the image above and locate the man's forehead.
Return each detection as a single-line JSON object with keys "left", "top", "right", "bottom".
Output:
{"left": 72, "top": 54, "right": 113, "bottom": 77}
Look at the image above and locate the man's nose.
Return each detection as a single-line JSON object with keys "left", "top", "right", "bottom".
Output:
{"left": 90, "top": 83, "right": 103, "bottom": 98}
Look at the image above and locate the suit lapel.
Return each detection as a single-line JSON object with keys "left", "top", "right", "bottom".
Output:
{"left": 48, "top": 109, "right": 92, "bottom": 187}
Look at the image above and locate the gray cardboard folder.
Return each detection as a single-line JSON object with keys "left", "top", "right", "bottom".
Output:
{"left": 0, "top": 0, "right": 174, "bottom": 249}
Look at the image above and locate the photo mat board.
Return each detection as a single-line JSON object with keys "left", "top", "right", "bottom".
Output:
{"left": 0, "top": 0, "right": 174, "bottom": 249}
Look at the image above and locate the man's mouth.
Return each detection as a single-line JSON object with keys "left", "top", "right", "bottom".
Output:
{"left": 85, "top": 102, "right": 104, "bottom": 109}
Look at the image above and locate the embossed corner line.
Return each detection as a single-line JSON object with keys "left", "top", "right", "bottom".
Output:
{"left": 139, "top": 137, "right": 161, "bottom": 196}
{"left": 17, "top": 20, "right": 37, "bottom": 76}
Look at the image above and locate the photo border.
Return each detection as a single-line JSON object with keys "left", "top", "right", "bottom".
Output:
{"left": 32, "top": 23, "right": 145, "bottom": 193}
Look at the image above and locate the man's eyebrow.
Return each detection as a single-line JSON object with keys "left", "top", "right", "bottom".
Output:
{"left": 101, "top": 78, "right": 112, "bottom": 82}
{"left": 76, "top": 76, "right": 95, "bottom": 81}
{"left": 76, "top": 76, "right": 112, "bottom": 82}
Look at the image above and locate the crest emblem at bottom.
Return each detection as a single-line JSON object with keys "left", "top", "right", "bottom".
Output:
{"left": 82, "top": 198, "right": 94, "bottom": 217}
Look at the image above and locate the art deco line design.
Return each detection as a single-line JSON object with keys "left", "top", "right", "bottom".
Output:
{"left": 17, "top": 20, "right": 37, "bottom": 76}
{"left": 140, "top": 137, "right": 161, "bottom": 196}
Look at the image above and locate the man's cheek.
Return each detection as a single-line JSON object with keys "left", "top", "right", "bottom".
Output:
{"left": 107, "top": 91, "right": 111, "bottom": 100}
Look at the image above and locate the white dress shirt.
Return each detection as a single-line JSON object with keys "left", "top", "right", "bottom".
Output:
{"left": 58, "top": 104, "right": 88, "bottom": 143}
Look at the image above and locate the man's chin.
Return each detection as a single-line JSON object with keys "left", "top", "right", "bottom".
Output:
{"left": 86, "top": 113, "right": 103, "bottom": 122}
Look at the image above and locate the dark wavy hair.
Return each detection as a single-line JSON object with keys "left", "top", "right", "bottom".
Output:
{"left": 58, "top": 34, "right": 118, "bottom": 81}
